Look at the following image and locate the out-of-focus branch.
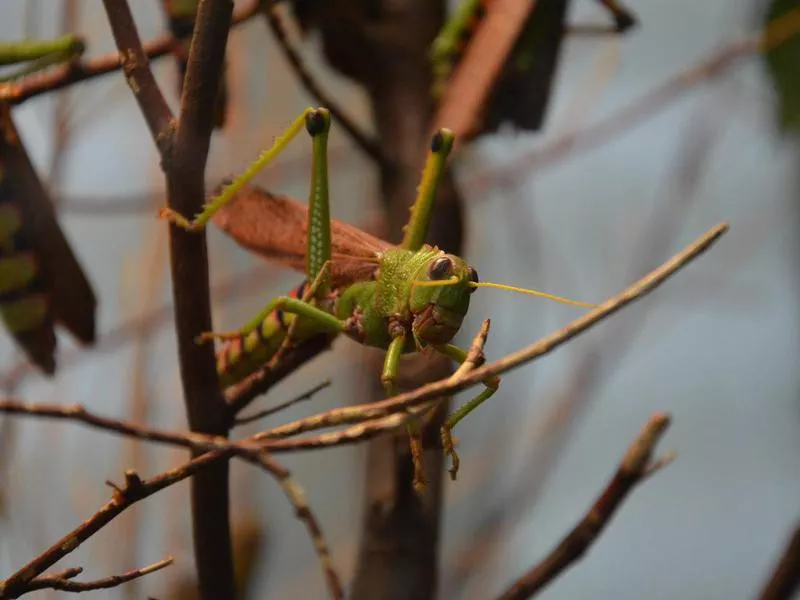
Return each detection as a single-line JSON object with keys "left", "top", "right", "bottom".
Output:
{"left": 234, "top": 379, "right": 332, "bottom": 426}
{"left": 759, "top": 523, "right": 800, "bottom": 600}
{"left": 0, "top": 0, "right": 261, "bottom": 106}
{"left": 19, "top": 557, "right": 173, "bottom": 596}
{"left": 493, "top": 413, "right": 673, "bottom": 600}
{"left": 262, "top": 5, "right": 386, "bottom": 166}
{"left": 430, "top": 0, "right": 538, "bottom": 146}
{"left": 471, "top": 7, "right": 800, "bottom": 190}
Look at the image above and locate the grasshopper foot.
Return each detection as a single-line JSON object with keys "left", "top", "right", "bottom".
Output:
{"left": 409, "top": 434, "right": 428, "bottom": 495}
{"left": 441, "top": 425, "right": 460, "bottom": 481}
{"left": 159, "top": 207, "right": 201, "bottom": 232}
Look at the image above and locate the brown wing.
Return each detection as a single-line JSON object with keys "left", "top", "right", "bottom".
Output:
{"left": 212, "top": 184, "right": 393, "bottom": 287}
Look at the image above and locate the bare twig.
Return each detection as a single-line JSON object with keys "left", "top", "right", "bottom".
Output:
{"left": 0, "top": 400, "right": 343, "bottom": 600}
{"left": 759, "top": 523, "right": 800, "bottom": 600}
{"left": 0, "top": 0, "right": 261, "bottom": 105}
{"left": 234, "top": 379, "right": 332, "bottom": 426}
{"left": 263, "top": 4, "right": 386, "bottom": 166}
{"left": 22, "top": 557, "right": 173, "bottom": 595}
{"left": 0, "top": 462, "right": 212, "bottom": 598}
{"left": 101, "top": 0, "right": 175, "bottom": 153}
{"left": 252, "top": 453, "right": 344, "bottom": 600}
{"left": 493, "top": 413, "right": 673, "bottom": 600}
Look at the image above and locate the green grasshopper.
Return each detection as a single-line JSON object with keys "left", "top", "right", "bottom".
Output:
{"left": 161, "top": 108, "right": 592, "bottom": 486}
{"left": 0, "top": 37, "right": 95, "bottom": 375}
{"left": 0, "top": 105, "right": 96, "bottom": 375}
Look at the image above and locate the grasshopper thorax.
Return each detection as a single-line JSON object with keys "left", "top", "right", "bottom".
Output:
{"left": 409, "top": 251, "right": 478, "bottom": 346}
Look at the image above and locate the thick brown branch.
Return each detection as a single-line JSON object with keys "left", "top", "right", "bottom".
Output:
{"left": 22, "top": 557, "right": 173, "bottom": 595}
{"left": 162, "top": 1, "right": 238, "bottom": 596}
{"left": 493, "top": 413, "right": 673, "bottom": 600}
{"left": 759, "top": 523, "right": 800, "bottom": 600}
{"left": 1, "top": 0, "right": 260, "bottom": 105}
{"left": 101, "top": 0, "right": 175, "bottom": 154}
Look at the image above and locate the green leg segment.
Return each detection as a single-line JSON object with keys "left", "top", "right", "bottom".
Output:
{"left": 197, "top": 296, "right": 345, "bottom": 344}
{"left": 381, "top": 334, "right": 427, "bottom": 494}
{"left": 160, "top": 108, "right": 317, "bottom": 232}
{"left": 437, "top": 343, "right": 500, "bottom": 480}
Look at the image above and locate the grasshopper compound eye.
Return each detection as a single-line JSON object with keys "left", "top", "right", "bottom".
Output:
{"left": 467, "top": 266, "right": 479, "bottom": 293}
{"left": 429, "top": 256, "right": 454, "bottom": 280}
{"left": 305, "top": 109, "right": 329, "bottom": 136}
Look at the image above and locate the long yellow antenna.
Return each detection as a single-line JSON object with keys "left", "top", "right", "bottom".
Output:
{"left": 469, "top": 281, "right": 596, "bottom": 309}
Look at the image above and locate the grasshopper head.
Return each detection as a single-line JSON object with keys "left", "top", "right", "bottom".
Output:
{"left": 409, "top": 253, "right": 478, "bottom": 346}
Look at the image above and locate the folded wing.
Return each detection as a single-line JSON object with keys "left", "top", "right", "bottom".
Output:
{"left": 212, "top": 184, "right": 392, "bottom": 287}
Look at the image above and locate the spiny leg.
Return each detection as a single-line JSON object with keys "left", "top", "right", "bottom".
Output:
{"left": 269, "top": 261, "right": 333, "bottom": 366}
{"left": 159, "top": 107, "right": 321, "bottom": 232}
{"left": 436, "top": 343, "right": 500, "bottom": 480}
{"left": 381, "top": 333, "right": 427, "bottom": 494}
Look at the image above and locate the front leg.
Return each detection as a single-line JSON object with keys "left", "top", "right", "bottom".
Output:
{"left": 381, "top": 333, "right": 427, "bottom": 494}
{"left": 436, "top": 343, "right": 500, "bottom": 481}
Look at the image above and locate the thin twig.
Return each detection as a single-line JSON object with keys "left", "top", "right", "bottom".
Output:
{"left": 251, "top": 453, "right": 344, "bottom": 600}
{"left": 101, "top": 0, "right": 175, "bottom": 154}
{"left": 759, "top": 523, "right": 800, "bottom": 600}
{"left": 0, "top": 401, "right": 343, "bottom": 600}
{"left": 493, "top": 413, "right": 673, "bottom": 600}
{"left": 234, "top": 379, "right": 332, "bottom": 426}
{"left": 263, "top": 4, "right": 387, "bottom": 166}
{"left": 255, "top": 223, "right": 728, "bottom": 448}
{"left": 0, "top": 0, "right": 261, "bottom": 105}
{"left": 22, "top": 557, "right": 173, "bottom": 595}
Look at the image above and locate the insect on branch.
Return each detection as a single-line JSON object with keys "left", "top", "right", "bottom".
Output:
{"left": 12, "top": 557, "right": 174, "bottom": 597}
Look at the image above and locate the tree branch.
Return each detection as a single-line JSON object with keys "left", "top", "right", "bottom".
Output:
{"left": 759, "top": 523, "right": 800, "bottom": 600}
{"left": 0, "top": 0, "right": 261, "bottom": 106}
{"left": 21, "top": 557, "right": 173, "bottom": 596}
{"left": 493, "top": 413, "right": 673, "bottom": 600}
{"left": 101, "top": 0, "right": 175, "bottom": 154}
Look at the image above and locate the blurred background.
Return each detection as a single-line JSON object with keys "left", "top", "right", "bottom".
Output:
{"left": 0, "top": 0, "right": 798, "bottom": 598}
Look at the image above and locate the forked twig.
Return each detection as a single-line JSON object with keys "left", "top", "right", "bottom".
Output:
{"left": 494, "top": 413, "right": 673, "bottom": 599}
{"left": 19, "top": 557, "right": 173, "bottom": 595}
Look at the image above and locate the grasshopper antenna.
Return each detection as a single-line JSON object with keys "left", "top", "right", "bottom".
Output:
{"left": 469, "top": 281, "right": 596, "bottom": 308}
